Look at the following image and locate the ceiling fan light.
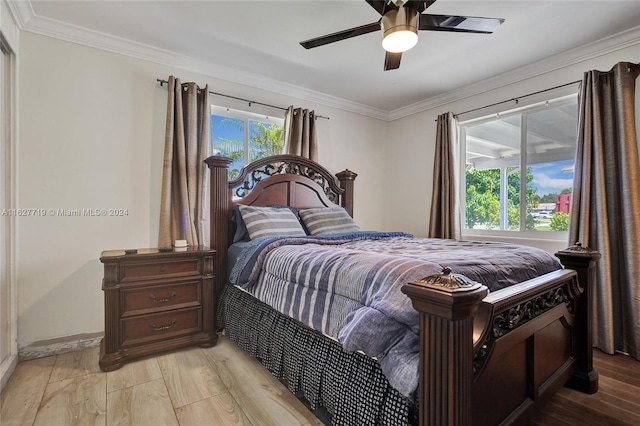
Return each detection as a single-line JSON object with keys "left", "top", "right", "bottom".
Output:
{"left": 381, "top": 7, "right": 419, "bottom": 53}
{"left": 382, "top": 30, "right": 418, "bottom": 53}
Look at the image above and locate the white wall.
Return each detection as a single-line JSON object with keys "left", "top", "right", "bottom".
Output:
{"left": 17, "top": 32, "right": 389, "bottom": 348}
{"left": 385, "top": 45, "right": 640, "bottom": 255}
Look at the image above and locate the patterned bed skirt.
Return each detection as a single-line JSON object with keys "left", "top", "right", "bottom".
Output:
{"left": 219, "top": 285, "right": 418, "bottom": 426}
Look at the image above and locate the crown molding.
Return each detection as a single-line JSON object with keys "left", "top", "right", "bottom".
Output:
{"left": 388, "top": 25, "right": 640, "bottom": 121}
{"left": 13, "top": 2, "right": 390, "bottom": 121}
{"left": 11, "top": 0, "right": 639, "bottom": 122}
{"left": 5, "top": 0, "right": 33, "bottom": 28}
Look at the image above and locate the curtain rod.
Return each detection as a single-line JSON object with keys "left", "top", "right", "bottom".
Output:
{"left": 156, "top": 79, "right": 329, "bottom": 120}
{"left": 453, "top": 61, "right": 639, "bottom": 119}
{"left": 452, "top": 80, "right": 582, "bottom": 119}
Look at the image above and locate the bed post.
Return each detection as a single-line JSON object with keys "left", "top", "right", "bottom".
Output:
{"left": 336, "top": 169, "right": 357, "bottom": 217}
{"left": 555, "top": 242, "right": 601, "bottom": 394}
{"left": 402, "top": 267, "right": 488, "bottom": 426}
{"left": 204, "top": 155, "right": 232, "bottom": 303}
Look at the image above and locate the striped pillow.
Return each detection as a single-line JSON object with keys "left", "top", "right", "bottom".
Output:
{"left": 299, "top": 207, "right": 360, "bottom": 236}
{"left": 238, "top": 205, "right": 306, "bottom": 240}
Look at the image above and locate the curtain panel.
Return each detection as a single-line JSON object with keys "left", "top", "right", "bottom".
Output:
{"left": 428, "top": 112, "right": 460, "bottom": 239}
{"left": 570, "top": 62, "right": 640, "bottom": 359}
{"left": 284, "top": 106, "right": 318, "bottom": 161}
{"left": 159, "top": 76, "right": 211, "bottom": 248}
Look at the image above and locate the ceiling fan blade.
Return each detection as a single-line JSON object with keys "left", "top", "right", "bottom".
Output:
{"left": 419, "top": 14, "right": 504, "bottom": 34}
{"left": 300, "top": 21, "right": 381, "bottom": 49}
{"left": 404, "top": 0, "right": 438, "bottom": 14}
{"left": 364, "top": 0, "right": 395, "bottom": 16}
{"left": 384, "top": 51, "right": 402, "bottom": 71}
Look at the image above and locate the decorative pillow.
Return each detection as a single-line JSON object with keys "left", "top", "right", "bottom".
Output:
{"left": 299, "top": 207, "right": 360, "bottom": 236}
{"left": 232, "top": 205, "right": 303, "bottom": 242}
{"left": 238, "top": 205, "right": 307, "bottom": 240}
{"left": 231, "top": 206, "right": 251, "bottom": 243}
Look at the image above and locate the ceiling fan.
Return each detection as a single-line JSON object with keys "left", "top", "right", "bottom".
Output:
{"left": 300, "top": 0, "right": 504, "bottom": 71}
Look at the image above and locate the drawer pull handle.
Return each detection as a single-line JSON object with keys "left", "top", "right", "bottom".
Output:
{"left": 149, "top": 292, "right": 177, "bottom": 303}
{"left": 149, "top": 319, "right": 177, "bottom": 331}
{"left": 160, "top": 266, "right": 167, "bottom": 273}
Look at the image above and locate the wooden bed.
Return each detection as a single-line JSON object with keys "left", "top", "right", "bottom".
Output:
{"left": 205, "top": 154, "right": 600, "bottom": 426}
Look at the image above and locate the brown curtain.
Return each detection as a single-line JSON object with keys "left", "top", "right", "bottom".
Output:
{"left": 284, "top": 106, "right": 318, "bottom": 161}
{"left": 428, "top": 112, "right": 459, "bottom": 239}
{"left": 569, "top": 62, "right": 640, "bottom": 359}
{"left": 158, "top": 76, "right": 211, "bottom": 248}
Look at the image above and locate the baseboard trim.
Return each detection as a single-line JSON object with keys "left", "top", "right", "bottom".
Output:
{"left": 18, "top": 332, "right": 103, "bottom": 361}
{"left": 1, "top": 353, "right": 18, "bottom": 392}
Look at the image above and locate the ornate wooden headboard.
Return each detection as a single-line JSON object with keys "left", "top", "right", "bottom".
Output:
{"left": 205, "top": 154, "right": 357, "bottom": 297}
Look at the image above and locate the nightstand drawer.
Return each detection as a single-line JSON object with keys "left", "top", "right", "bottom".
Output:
{"left": 122, "top": 308, "right": 201, "bottom": 347}
{"left": 121, "top": 258, "right": 200, "bottom": 281}
{"left": 100, "top": 247, "right": 216, "bottom": 371}
{"left": 122, "top": 281, "right": 200, "bottom": 316}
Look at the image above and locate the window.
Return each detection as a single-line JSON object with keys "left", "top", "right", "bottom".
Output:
{"left": 211, "top": 105, "right": 285, "bottom": 179}
{"left": 460, "top": 94, "right": 577, "bottom": 236}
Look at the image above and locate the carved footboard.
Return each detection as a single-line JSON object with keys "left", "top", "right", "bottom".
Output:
{"left": 402, "top": 243, "right": 600, "bottom": 426}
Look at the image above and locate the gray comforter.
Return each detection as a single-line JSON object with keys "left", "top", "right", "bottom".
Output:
{"left": 229, "top": 232, "right": 562, "bottom": 396}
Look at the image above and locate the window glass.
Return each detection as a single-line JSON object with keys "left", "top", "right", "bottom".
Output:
{"left": 211, "top": 114, "right": 244, "bottom": 177}
{"left": 462, "top": 95, "right": 577, "bottom": 235}
{"left": 211, "top": 106, "right": 285, "bottom": 179}
{"left": 526, "top": 103, "right": 577, "bottom": 232}
{"left": 248, "top": 120, "right": 285, "bottom": 163}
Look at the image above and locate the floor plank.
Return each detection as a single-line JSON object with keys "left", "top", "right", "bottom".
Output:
{"left": 49, "top": 346, "right": 101, "bottom": 383}
{"left": 106, "top": 378, "right": 178, "bottom": 426}
{"left": 595, "top": 351, "right": 640, "bottom": 387}
{"left": 156, "top": 346, "right": 227, "bottom": 408}
{"left": 0, "top": 356, "right": 55, "bottom": 426}
{"left": 202, "top": 336, "right": 323, "bottom": 426}
{"left": 33, "top": 373, "right": 106, "bottom": 426}
{"left": 106, "top": 356, "right": 162, "bottom": 393}
{"left": 527, "top": 349, "right": 640, "bottom": 426}
{"left": 174, "top": 392, "right": 252, "bottom": 426}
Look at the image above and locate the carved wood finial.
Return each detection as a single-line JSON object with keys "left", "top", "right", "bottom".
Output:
{"left": 556, "top": 242, "right": 601, "bottom": 264}
{"left": 563, "top": 241, "right": 597, "bottom": 253}
{"left": 204, "top": 155, "right": 232, "bottom": 169}
{"left": 413, "top": 266, "right": 484, "bottom": 292}
{"left": 336, "top": 169, "right": 358, "bottom": 181}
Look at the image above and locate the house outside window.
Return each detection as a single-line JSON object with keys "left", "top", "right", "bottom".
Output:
{"left": 460, "top": 94, "right": 578, "bottom": 239}
{"left": 211, "top": 105, "right": 285, "bottom": 179}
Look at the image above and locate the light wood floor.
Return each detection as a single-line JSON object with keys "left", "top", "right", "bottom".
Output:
{"left": 1, "top": 335, "right": 638, "bottom": 426}
{"left": 527, "top": 348, "right": 640, "bottom": 426}
{"left": 1, "top": 335, "right": 322, "bottom": 426}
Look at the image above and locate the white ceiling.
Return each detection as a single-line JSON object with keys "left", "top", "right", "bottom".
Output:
{"left": 12, "top": 1, "right": 640, "bottom": 118}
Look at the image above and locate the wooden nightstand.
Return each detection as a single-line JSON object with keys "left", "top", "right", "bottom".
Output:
{"left": 99, "top": 247, "right": 216, "bottom": 371}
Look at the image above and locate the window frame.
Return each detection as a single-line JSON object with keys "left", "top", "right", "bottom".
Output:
{"left": 459, "top": 93, "right": 578, "bottom": 242}
{"left": 210, "top": 104, "right": 285, "bottom": 167}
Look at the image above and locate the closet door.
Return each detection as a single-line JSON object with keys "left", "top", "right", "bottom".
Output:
{"left": 0, "top": 38, "right": 16, "bottom": 392}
